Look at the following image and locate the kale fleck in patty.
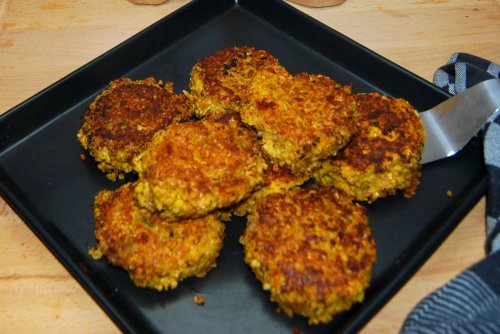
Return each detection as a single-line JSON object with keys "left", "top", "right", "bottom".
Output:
{"left": 77, "top": 77, "right": 190, "bottom": 181}
{"left": 90, "top": 182, "right": 225, "bottom": 291}
{"left": 133, "top": 114, "right": 268, "bottom": 220}
{"left": 241, "top": 72, "right": 357, "bottom": 175}
{"left": 189, "top": 46, "right": 291, "bottom": 117}
{"left": 314, "top": 92, "right": 426, "bottom": 202}
{"left": 240, "top": 187, "right": 376, "bottom": 325}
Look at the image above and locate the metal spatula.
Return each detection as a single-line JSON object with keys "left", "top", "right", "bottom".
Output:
{"left": 420, "top": 78, "right": 500, "bottom": 164}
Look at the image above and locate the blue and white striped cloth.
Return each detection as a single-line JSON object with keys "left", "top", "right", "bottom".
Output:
{"left": 401, "top": 53, "right": 500, "bottom": 334}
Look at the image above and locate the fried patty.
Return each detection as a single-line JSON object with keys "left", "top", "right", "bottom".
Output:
{"left": 133, "top": 114, "right": 268, "bottom": 220}
{"left": 89, "top": 182, "right": 225, "bottom": 291}
{"left": 77, "top": 77, "right": 190, "bottom": 181}
{"left": 189, "top": 46, "right": 291, "bottom": 118}
{"left": 240, "top": 187, "right": 376, "bottom": 325}
{"left": 241, "top": 72, "right": 357, "bottom": 175}
{"left": 314, "top": 92, "right": 426, "bottom": 202}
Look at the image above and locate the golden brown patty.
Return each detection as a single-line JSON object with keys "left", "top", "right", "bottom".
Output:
{"left": 189, "top": 46, "right": 291, "bottom": 117}
{"left": 240, "top": 187, "right": 376, "bottom": 325}
{"left": 241, "top": 72, "right": 357, "bottom": 175}
{"left": 89, "top": 182, "right": 225, "bottom": 291}
{"left": 77, "top": 77, "right": 190, "bottom": 181}
{"left": 314, "top": 92, "right": 426, "bottom": 202}
{"left": 133, "top": 114, "right": 268, "bottom": 220}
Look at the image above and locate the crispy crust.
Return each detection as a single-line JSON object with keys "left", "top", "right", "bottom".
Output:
{"left": 77, "top": 49, "right": 435, "bottom": 322}
{"left": 90, "top": 182, "right": 225, "bottom": 291}
{"left": 314, "top": 92, "right": 426, "bottom": 202}
{"left": 133, "top": 114, "right": 268, "bottom": 220}
{"left": 240, "top": 187, "right": 376, "bottom": 324}
{"left": 189, "top": 46, "right": 291, "bottom": 117}
{"left": 241, "top": 72, "right": 357, "bottom": 175}
{"left": 77, "top": 77, "right": 191, "bottom": 181}
{"left": 232, "top": 163, "right": 309, "bottom": 217}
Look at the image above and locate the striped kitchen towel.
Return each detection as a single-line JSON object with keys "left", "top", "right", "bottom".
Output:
{"left": 401, "top": 53, "right": 500, "bottom": 334}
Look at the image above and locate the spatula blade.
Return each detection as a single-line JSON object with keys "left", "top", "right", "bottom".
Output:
{"left": 420, "top": 78, "right": 500, "bottom": 164}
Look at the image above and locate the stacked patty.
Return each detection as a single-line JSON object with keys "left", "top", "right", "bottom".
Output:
{"left": 84, "top": 110, "right": 266, "bottom": 291}
{"left": 314, "top": 92, "right": 426, "bottom": 202}
{"left": 78, "top": 46, "right": 426, "bottom": 324}
{"left": 241, "top": 72, "right": 357, "bottom": 175}
{"left": 77, "top": 77, "right": 190, "bottom": 181}
{"left": 90, "top": 183, "right": 225, "bottom": 291}
{"left": 133, "top": 114, "right": 268, "bottom": 220}
{"left": 189, "top": 46, "right": 291, "bottom": 117}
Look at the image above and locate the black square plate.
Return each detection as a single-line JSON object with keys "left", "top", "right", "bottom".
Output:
{"left": 0, "top": 1, "right": 487, "bottom": 333}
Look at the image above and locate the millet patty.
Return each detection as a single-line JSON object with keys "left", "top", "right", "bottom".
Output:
{"left": 189, "top": 46, "right": 291, "bottom": 118}
{"left": 90, "top": 182, "right": 225, "bottom": 291}
{"left": 240, "top": 187, "right": 376, "bottom": 324}
{"left": 241, "top": 72, "right": 357, "bottom": 175}
{"left": 133, "top": 114, "right": 268, "bottom": 220}
{"left": 314, "top": 92, "right": 426, "bottom": 202}
{"left": 77, "top": 77, "right": 190, "bottom": 180}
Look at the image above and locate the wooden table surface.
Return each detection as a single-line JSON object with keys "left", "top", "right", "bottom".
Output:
{"left": 0, "top": 0, "right": 498, "bottom": 332}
